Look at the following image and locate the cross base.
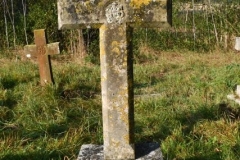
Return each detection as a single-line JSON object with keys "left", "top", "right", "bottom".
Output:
{"left": 77, "top": 143, "right": 163, "bottom": 160}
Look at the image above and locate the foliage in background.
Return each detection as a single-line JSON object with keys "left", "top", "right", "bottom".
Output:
{"left": 0, "top": 0, "right": 240, "bottom": 54}
{"left": 134, "top": 0, "right": 240, "bottom": 53}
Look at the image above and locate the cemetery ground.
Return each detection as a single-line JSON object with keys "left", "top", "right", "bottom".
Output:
{"left": 0, "top": 49, "right": 240, "bottom": 160}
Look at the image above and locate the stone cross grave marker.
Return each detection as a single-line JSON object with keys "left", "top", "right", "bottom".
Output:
{"left": 24, "top": 29, "right": 59, "bottom": 86}
{"left": 58, "top": 0, "right": 171, "bottom": 159}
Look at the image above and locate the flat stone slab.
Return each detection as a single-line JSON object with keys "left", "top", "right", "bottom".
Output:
{"left": 77, "top": 143, "right": 163, "bottom": 160}
{"left": 227, "top": 94, "right": 240, "bottom": 105}
{"left": 227, "top": 85, "right": 240, "bottom": 105}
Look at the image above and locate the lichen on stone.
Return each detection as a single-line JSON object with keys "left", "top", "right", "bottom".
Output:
{"left": 129, "top": 0, "right": 152, "bottom": 8}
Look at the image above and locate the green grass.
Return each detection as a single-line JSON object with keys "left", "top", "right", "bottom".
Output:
{"left": 0, "top": 51, "right": 240, "bottom": 160}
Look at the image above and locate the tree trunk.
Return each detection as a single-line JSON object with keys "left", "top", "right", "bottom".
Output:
{"left": 22, "top": 0, "right": 28, "bottom": 45}
{"left": 78, "top": 29, "right": 86, "bottom": 59}
{"left": 11, "top": 0, "right": 16, "bottom": 48}
{"left": 3, "top": 0, "right": 9, "bottom": 48}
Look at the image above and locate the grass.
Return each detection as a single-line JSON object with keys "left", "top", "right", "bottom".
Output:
{"left": 0, "top": 50, "right": 240, "bottom": 160}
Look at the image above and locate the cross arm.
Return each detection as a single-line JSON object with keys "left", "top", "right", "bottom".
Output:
{"left": 24, "top": 42, "right": 60, "bottom": 58}
{"left": 24, "top": 45, "right": 37, "bottom": 58}
{"left": 58, "top": 0, "right": 172, "bottom": 29}
{"left": 46, "top": 42, "right": 60, "bottom": 55}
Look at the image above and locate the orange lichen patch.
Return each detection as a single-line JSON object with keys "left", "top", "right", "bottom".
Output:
{"left": 112, "top": 47, "right": 120, "bottom": 54}
{"left": 130, "top": 0, "right": 151, "bottom": 8}
{"left": 124, "top": 134, "right": 130, "bottom": 143}
{"left": 111, "top": 41, "right": 119, "bottom": 48}
{"left": 100, "top": 25, "right": 107, "bottom": 56}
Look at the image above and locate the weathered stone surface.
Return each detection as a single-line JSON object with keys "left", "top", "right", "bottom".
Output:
{"left": 25, "top": 43, "right": 59, "bottom": 59}
{"left": 58, "top": 0, "right": 172, "bottom": 29}
{"left": 78, "top": 143, "right": 163, "bottom": 160}
{"left": 58, "top": 0, "right": 171, "bottom": 159}
{"left": 24, "top": 45, "right": 38, "bottom": 59}
{"left": 227, "top": 85, "right": 240, "bottom": 105}
{"left": 235, "top": 37, "right": 240, "bottom": 51}
{"left": 100, "top": 23, "right": 134, "bottom": 159}
{"left": 46, "top": 42, "right": 60, "bottom": 55}
{"left": 24, "top": 29, "right": 59, "bottom": 86}
{"left": 78, "top": 144, "right": 104, "bottom": 160}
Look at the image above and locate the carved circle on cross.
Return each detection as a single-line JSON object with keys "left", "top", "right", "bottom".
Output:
{"left": 37, "top": 46, "right": 46, "bottom": 55}
{"left": 105, "top": 2, "right": 125, "bottom": 24}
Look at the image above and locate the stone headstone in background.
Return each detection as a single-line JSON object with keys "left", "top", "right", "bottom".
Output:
{"left": 235, "top": 37, "right": 240, "bottom": 51}
{"left": 227, "top": 85, "right": 240, "bottom": 105}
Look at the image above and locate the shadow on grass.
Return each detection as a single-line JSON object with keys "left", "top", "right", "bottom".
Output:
{"left": 56, "top": 79, "right": 101, "bottom": 100}
{"left": 134, "top": 74, "right": 164, "bottom": 90}
{"left": 0, "top": 92, "right": 17, "bottom": 123}
{"left": 174, "top": 102, "right": 240, "bottom": 138}
{"left": 218, "top": 103, "right": 240, "bottom": 120}
{"left": 135, "top": 102, "right": 239, "bottom": 160}
{"left": 1, "top": 75, "right": 37, "bottom": 90}
{"left": 22, "top": 122, "right": 69, "bottom": 140}
{"left": 135, "top": 103, "right": 219, "bottom": 143}
{"left": 1, "top": 150, "right": 70, "bottom": 160}
{"left": 232, "top": 143, "right": 240, "bottom": 157}
{"left": 0, "top": 99, "right": 17, "bottom": 109}
{"left": 176, "top": 104, "right": 220, "bottom": 135}
{"left": 135, "top": 122, "right": 172, "bottom": 143}
{"left": 1, "top": 77, "right": 17, "bottom": 89}
{"left": 59, "top": 87, "right": 97, "bottom": 100}
{"left": 135, "top": 102, "right": 239, "bottom": 145}
{"left": 46, "top": 123, "right": 69, "bottom": 137}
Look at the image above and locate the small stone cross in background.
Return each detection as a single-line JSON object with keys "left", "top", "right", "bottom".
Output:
{"left": 58, "top": 0, "right": 171, "bottom": 159}
{"left": 24, "top": 29, "right": 59, "bottom": 86}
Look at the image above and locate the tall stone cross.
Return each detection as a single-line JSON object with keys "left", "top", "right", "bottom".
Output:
{"left": 58, "top": 0, "right": 171, "bottom": 159}
{"left": 24, "top": 29, "right": 59, "bottom": 86}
